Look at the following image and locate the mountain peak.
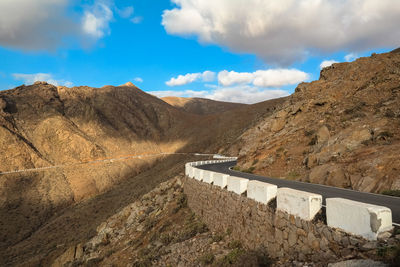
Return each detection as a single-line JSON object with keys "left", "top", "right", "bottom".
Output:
{"left": 121, "top": 81, "right": 136, "bottom": 87}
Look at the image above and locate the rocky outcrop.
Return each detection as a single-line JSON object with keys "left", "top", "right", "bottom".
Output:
{"left": 52, "top": 177, "right": 274, "bottom": 267}
{"left": 228, "top": 51, "right": 400, "bottom": 193}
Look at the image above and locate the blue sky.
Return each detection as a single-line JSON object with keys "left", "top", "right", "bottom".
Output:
{"left": 0, "top": 0, "right": 398, "bottom": 103}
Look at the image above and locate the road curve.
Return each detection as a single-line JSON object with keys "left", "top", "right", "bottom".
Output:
{"left": 198, "top": 161, "right": 400, "bottom": 225}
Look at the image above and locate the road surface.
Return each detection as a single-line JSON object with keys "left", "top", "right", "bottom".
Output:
{"left": 198, "top": 161, "right": 400, "bottom": 225}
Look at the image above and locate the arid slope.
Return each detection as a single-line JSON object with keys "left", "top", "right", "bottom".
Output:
{"left": 227, "top": 50, "right": 400, "bottom": 193}
{"left": 0, "top": 81, "right": 285, "bottom": 261}
{"left": 162, "top": 96, "right": 246, "bottom": 115}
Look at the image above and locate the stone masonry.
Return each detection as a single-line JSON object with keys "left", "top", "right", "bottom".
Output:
{"left": 183, "top": 177, "right": 399, "bottom": 264}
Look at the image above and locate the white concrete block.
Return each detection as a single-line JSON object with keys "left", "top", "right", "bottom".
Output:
{"left": 247, "top": 180, "right": 277, "bottom": 204}
{"left": 213, "top": 173, "right": 229, "bottom": 188}
{"left": 277, "top": 188, "right": 322, "bottom": 221}
{"left": 227, "top": 176, "right": 249, "bottom": 195}
{"left": 185, "top": 163, "right": 191, "bottom": 176}
{"left": 326, "top": 198, "right": 393, "bottom": 240}
{"left": 202, "top": 170, "right": 214, "bottom": 184}
{"left": 188, "top": 166, "right": 195, "bottom": 178}
{"left": 193, "top": 168, "right": 204, "bottom": 181}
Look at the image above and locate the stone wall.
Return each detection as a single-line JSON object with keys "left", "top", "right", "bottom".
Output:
{"left": 183, "top": 177, "right": 393, "bottom": 264}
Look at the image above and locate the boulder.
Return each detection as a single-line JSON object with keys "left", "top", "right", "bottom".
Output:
{"left": 309, "top": 164, "right": 350, "bottom": 188}
{"left": 317, "top": 125, "right": 330, "bottom": 144}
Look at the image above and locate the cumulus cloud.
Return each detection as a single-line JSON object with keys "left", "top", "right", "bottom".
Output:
{"left": 218, "top": 69, "right": 309, "bottom": 87}
{"left": 12, "top": 73, "right": 73, "bottom": 87}
{"left": 344, "top": 53, "right": 358, "bottom": 62}
{"left": 166, "top": 71, "right": 216, "bottom": 86}
{"left": 0, "top": 0, "right": 75, "bottom": 50}
{"left": 83, "top": 2, "right": 113, "bottom": 38}
{"left": 162, "top": 0, "right": 400, "bottom": 65}
{"left": 134, "top": 77, "right": 143, "bottom": 83}
{"left": 149, "top": 85, "right": 289, "bottom": 104}
{"left": 319, "top": 60, "right": 338, "bottom": 69}
{"left": 0, "top": 0, "right": 137, "bottom": 50}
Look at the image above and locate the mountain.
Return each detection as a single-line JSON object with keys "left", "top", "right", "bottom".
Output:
{"left": 226, "top": 50, "right": 400, "bottom": 193}
{"left": 161, "top": 96, "right": 246, "bottom": 115}
{"left": 0, "top": 81, "right": 284, "bottom": 265}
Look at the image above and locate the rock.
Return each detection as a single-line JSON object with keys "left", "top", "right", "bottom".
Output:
{"left": 309, "top": 164, "right": 350, "bottom": 188}
{"left": 0, "top": 97, "right": 6, "bottom": 111}
{"left": 34, "top": 81, "right": 48, "bottom": 85}
{"left": 296, "top": 228, "right": 307, "bottom": 237}
{"left": 75, "top": 243, "right": 84, "bottom": 260}
{"left": 328, "top": 259, "right": 388, "bottom": 267}
{"left": 344, "top": 128, "right": 372, "bottom": 150}
{"left": 320, "top": 237, "right": 329, "bottom": 251}
{"left": 271, "top": 118, "right": 286, "bottom": 132}
{"left": 288, "top": 231, "right": 297, "bottom": 247}
{"left": 361, "top": 241, "right": 378, "bottom": 251}
{"left": 51, "top": 246, "right": 76, "bottom": 267}
{"left": 377, "top": 231, "right": 391, "bottom": 241}
{"left": 275, "top": 229, "right": 284, "bottom": 243}
{"left": 317, "top": 125, "right": 330, "bottom": 144}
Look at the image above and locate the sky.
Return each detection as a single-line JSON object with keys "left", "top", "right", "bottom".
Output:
{"left": 0, "top": 0, "right": 399, "bottom": 104}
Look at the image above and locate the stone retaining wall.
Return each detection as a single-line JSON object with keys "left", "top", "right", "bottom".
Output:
{"left": 183, "top": 177, "right": 390, "bottom": 264}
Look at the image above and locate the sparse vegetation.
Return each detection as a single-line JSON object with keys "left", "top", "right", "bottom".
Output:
{"left": 286, "top": 171, "right": 300, "bottom": 180}
{"left": 215, "top": 247, "right": 245, "bottom": 266}
{"left": 308, "top": 135, "right": 317, "bottom": 146}
{"left": 198, "top": 252, "right": 215, "bottom": 265}
{"left": 176, "top": 212, "right": 208, "bottom": 242}
{"left": 381, "top": 190, "right": 400, "bottom": 197}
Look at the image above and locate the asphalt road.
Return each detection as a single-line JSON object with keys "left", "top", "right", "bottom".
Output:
{"left": 198, "top": 161, "right": 400, "bottom": 225}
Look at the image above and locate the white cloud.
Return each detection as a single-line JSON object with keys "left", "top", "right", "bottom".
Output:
{"left": 12, "top": 73, "right": 73, "bottom": 87}
{"left": 319, "top": 60, "right": 338, "bottom": 69}
{"left": 149, "top": 85, "right": 289, "bottom": 104}
{"left": 0, "top": 0, "right": 74, "bottom": 50}
{"left": 149, "top": 90, "right": 208, "bottom": 98}
{"left": 218, "top": 71, "right": 253, "bottom": 86}
{"left": 130, "top": 16, "right": 143, "bottom": 24}
{"left": 218, "top": 69, "right": 309, "bottom": 87}
{"left": 83, "top": 2, "right": 113, "bottom": 38}
{"left": 166, "top": 71, "right": 216, "bottom": 86}
{"left": 117, "top": 6, "right": 134, "bottom": 18}
{"left": 162, "top": 0, "right": 400, "bottom": 65}
{"left": 134, "top": 77, "right": 143, "bottom": 83}
{"left": 344, "top": 53, "right": 358, "bottom": 62}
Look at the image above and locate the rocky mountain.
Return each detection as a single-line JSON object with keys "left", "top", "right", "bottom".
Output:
{"left": 0, "top": 81, "right": 284, "bottom": 265}
{"left": 227, "top": 49, "right": 400, "bottom": 193}
{"left": 161, "top": 96, "right": 246, "bottom": 115}
{"left": 2, "top": 49, "right": 400, "bottom": 266}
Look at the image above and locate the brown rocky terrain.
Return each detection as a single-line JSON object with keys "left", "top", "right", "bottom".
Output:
{"left": 0, "top": 81, "right": 284, "bottom": 265}
{"left": 227, "top": 49, "right": 400, "bottom": 193}
{"left": 162, "top": 96, "right": 246, "bottom": 115}
{"left": 2, "top": 49, "right": 400, "bottom": 266}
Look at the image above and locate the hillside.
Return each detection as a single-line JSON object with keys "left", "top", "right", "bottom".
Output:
{"left": 227, "top": 50, "right": 400, "bottom": 193}
{"left": 161, "top": 96, "right": 246, "bottom": 115}
{"left": 0, "top": 82, "right": 284, "bottom": 265}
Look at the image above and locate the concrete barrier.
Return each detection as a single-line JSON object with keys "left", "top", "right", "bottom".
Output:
{"left": 227, "top": 176, "right": 249, "bottom": 195}
{"left": 213, "top": 173, "right": 229, "bottom": 188}
{"left": 193, "top": 168, "right": 204, "bottom": 181}
{"left": 326, "top": 198, "right": 393, "bottom": 240}
{"left": 277, "top": 188, "right": 322, "bottom": 221}
{"left": 188, "top": 166, "right": 195, "bottom": 178}
{"left": 247, "top": 180, "right": 277, "bottom": 204}
{"left": 202, "top": 170, "right": 214, "bottom": 184}
{"left": 185, "top": 163, "right": 190, "bottom": 176}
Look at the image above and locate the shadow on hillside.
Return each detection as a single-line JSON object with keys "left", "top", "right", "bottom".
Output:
{"left": 0, "top": 154, "right": 198, "bottom": 266}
